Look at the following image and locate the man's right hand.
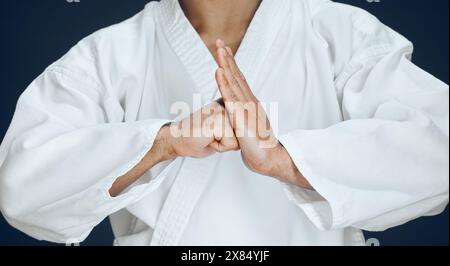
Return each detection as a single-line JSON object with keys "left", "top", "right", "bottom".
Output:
{"left": 162, "top": 100, "right": 240, "bottom": 159}
{"left": 110, "top": 101, "right": 239, "bottom": 197}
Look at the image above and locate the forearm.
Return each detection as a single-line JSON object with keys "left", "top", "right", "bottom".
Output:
{"left": 109, "top": 125, "right": 176, "bottom": 197}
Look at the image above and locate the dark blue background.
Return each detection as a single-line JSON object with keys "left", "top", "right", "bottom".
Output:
{"left": 0, "top": 0, "right": 448, "bottom": 246}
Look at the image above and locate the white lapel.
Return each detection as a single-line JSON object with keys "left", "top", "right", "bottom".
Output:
{"left": 156, "top": 0, "right": 218, "bottom": 103}
{"left": 158, "top": 0, "right": 289, "bottom": 102}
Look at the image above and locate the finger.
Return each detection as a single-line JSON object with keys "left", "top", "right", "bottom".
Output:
{"left": 220, "top": 137, "right": 240, "bottom": 152}
{"left": 216, "top": 46, "right": 229, "bottom": 69}
{"left": 223, "top": 102, "right": 237, "bottom": 132}
{"left": 214, "top": 104, "right": 240, "bottom": 151}
{"left": 209, "top": 137, "right": 239, "bottom": 153}
{"left": 224, "top": 46, "right": 255, "bottom": 100}
{"left": 216, "top": 68, "right": 235, "bottom": 102}
{"left": 217, "top": 47, "right": 246, "bottom": 100}
{"left": 221, "top": 113, "right": 240, "bottom": 150}
{"left": 216, "top": 67, "right": 245, "bottom": 104}
{"left": 216, "top": 39, "right": 226, "bottom": 49}
{"left": 224, "top": 46, "right": 245, "bottom": 85}
{"left": 208, "top": 141, "right": 231, "bottom": 153}
{"left": 208, "top": 141, "right": 221, "bottom": 153}
{"left": 227, "top": 102, "right": 248, "bottom": 138}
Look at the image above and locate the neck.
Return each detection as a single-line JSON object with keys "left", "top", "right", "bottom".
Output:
{"left": 179, "top": 0, "right": 262, "bottom": 54}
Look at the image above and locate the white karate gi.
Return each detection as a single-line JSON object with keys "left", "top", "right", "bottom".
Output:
{"left": 0, "top": 0, "right": 448, "bottom": 246}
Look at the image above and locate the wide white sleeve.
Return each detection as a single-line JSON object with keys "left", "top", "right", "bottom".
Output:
{"left": 279, "top": 4, "right": 449, "bottom": 231}
{"left": 0, "top": 66, "right": 172, "bottom": 244}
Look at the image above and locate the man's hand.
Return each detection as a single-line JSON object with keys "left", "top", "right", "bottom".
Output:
{"left": 215, "top": 40, "right": 312, "bottom": 189}
{"left": 167, "top": 100, "right": 240, "bottom": 158}
{"left": 110, "top": 101, "right": 239, "bottom": 197}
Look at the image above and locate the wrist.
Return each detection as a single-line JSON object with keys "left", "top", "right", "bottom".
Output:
{"left": 154, "top": 123, "right": 178, "bottom": 162}
{"left": 267, "top": 143, "right": 292, "bottom": 180}
{"left": 270, "top": 143, "right": 312, "bottom": 190}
